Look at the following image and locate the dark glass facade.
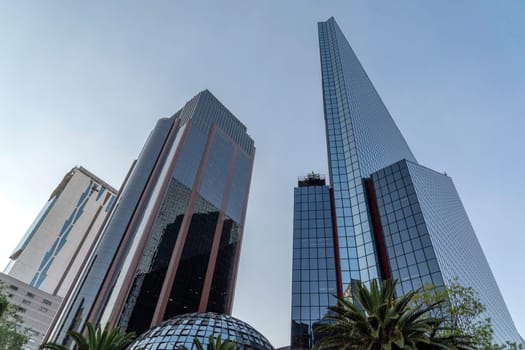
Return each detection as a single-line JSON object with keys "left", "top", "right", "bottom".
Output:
{"left": 164, "top": 197, "right": 219, "bottom": 319}
{"left": 289, "top": 16, "right": 522, "bottom": 347}
{"left": 207, "top": 216, "right": 240, "bottom": 313}
{"left": 47, "top": 90, "right": 255, "bottom": 344}
{"left": 291, "top": 174, "right": 338, "bottom": 350}
{"left": 119, "top": 178, "right": 191, "bottom": 333}
{"left": 129, "top": 312, "right": 274, "bottom": 350}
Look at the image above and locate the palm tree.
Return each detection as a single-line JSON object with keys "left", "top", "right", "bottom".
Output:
{"left": 40, "top": 322, "right": 135, "bottom": 350}
{"left": 180, "top": 335, "right": 237, "bottom": 350}
{"left": 313, "top": 279, "right": 474, "bottom": 350}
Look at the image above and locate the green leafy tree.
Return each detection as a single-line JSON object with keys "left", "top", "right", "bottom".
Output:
{"left": 0, "top": 286, "right": 28, "bottom": 350}
{"left": 313, "top": 279, "right": 473, "bottom": 350}
{"left": 0, "top": 292, "right": 7, "bottom": 316}
{"left": 180, "top": 335, "right": 237, "bottom": 350}
{"left": 413, "top": 279, "right": 523, "bottom": 350}
{"left": 40, "top": 322, "right": 135, "bottom": 350}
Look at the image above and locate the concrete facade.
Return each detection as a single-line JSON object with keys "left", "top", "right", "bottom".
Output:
{"left": 0, "top": 272, "right": 62, "bottom": 350}
{"left": 5, "top": 166, "right": 117, "bottom": 297}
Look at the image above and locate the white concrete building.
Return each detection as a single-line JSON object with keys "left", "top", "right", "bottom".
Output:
{"left": 0, "top": 272, "right": 62, "bottom": 350}
{"left": 2, "top": 166, "right": 116, "bottom": 349}
{"left": 5, "top": 166, "right": 117, "bottom": 297}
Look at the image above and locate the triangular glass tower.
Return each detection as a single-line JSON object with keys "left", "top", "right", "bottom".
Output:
{"left": 289, "top": 17, "right": 522, "bottom": 349}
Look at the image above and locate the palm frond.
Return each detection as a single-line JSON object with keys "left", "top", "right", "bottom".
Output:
{"left": 312, "top": 279, "right": 475, "bottom": 350}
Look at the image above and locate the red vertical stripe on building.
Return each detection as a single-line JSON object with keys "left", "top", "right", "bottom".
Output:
{"left": 364, "top": 178, "right": 391, "bottom": 281}
{"left": 106, "top": 118, "right": 188, "bottom": 326}
{"left": 89, "top": 119, "right": 183, "bottom": 326}
{"left": 151, "top": 124, "right": 218, "bottom": 326}
{"left": 225, "top": 147, "right": 255, "bottom": 313}
{"left": 329, "top": 188, "right": 344, "bottom": 298}
{"left": 198, "top": 139, "right": 239, "bottom": 312}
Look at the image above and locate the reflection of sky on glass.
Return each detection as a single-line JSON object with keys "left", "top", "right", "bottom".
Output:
{"left": 0, "top": 1, "right": 523, "bottom": 347}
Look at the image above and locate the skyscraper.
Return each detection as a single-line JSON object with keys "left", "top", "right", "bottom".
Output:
{"left": 46, "top": 90, "right": 255, "bottom": 345}
{"left": 291, "top": 173, "right": 338, "bottom": 349}
{"left": 5, "top": 166, "right": 117, "bottom": 297}
{"left": 2, "top": 166, "right": 116, "bottom": 349}
{"left": 290, "top": 17, "right": 521, "bottom": 347}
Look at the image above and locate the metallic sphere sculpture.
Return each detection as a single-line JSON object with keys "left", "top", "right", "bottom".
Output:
{"left": 128, "top": 312, "right": 274, "bottom": 350}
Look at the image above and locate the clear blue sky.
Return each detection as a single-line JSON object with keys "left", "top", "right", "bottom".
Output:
{"left": 0, "top": 1, "right": 523, "bottom": 347}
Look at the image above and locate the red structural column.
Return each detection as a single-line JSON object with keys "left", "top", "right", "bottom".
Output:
{"left": 225, "top": 147, "right": 255, "bottom": 314}
{"left": 150, "top": 124, "right": 218, "bottom": 326}
{"left": 364, "top": 178, "right": 391, "bottom": 280}
{"left": 88, "top": 119, "right": 183, "bottom": 327}
{"left": 198, "top": 138, "right": 239, "bottom": 312}
{"left": 107, "top": 119, "right": 189, "bottom": 326}
{"left": 329, "top": 188, "right": 344, "bottom": 298}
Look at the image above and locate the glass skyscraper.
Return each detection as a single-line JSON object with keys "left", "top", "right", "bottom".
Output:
{"left": 290, "top": 17, "right": 521, "bottom": 347}
{"left": 46, "top": 90, "right": 255, "bottom": 345}
{"left": 291, "top": 173, "right": 338, "bottom": 349}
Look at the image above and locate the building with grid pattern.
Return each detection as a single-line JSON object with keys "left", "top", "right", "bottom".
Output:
{"left": 289, "top": 17, "right": 521, "bottom": 348}
{"left": 291, "top": 173, "right": 338, "bottom": 349}
{"left": 46, "top": 90, "right": 255, "bottom": 346}
{"left": 0, "top": 273, "right": 62, "bottom": 350}
{"left": 128, "top": 313, "right": 274, "bottom": 350}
